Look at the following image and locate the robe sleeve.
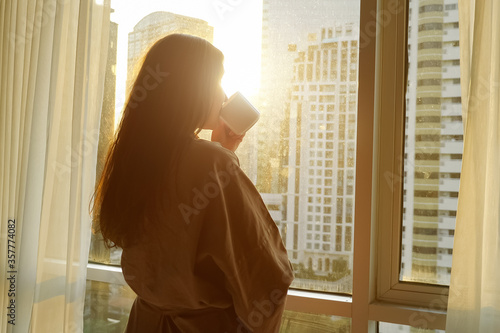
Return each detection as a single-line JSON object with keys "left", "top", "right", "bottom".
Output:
{"left": 196, "top": 150, "right": 294, "bottom": 332}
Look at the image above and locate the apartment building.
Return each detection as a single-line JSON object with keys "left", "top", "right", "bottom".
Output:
{"left": 126, "top": 11, "right": 214, "bottom": 94}
{"left": 281, "top": 24, "right": 359, "bottom": 293}
{"left": 256, "top": 0, "right": 359, "bottom": 193}
{"left": 401, "top": 0, "right": 462, "bottom": 286}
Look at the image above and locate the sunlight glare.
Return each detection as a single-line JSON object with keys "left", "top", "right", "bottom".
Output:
{"left": 111, "top": 0, "right": 262, "bottom": 128}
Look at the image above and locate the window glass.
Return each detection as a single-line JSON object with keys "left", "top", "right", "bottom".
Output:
{"left": 84, "top": 280, "right": 135, "bottom": 332}
{"left": 89, "top": 0, "right": 361, "bottom": 295}
{"left": 400, "top": 0, "right": 462, "bottom": 285}
{"left": 83, "top": 281, "right": 352, "bottom": 333}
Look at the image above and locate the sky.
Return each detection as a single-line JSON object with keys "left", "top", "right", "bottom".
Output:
{"left": 110, "top": 0, "right": 263, "bottom": 125}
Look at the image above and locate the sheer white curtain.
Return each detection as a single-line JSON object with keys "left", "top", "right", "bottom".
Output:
{"left": 446, "top": 0, "right": 500, "bottom": 332}
{"left": 0, "top": 0, "right": 110, "bottom": 332}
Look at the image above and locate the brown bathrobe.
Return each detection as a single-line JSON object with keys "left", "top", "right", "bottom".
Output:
{"left": 121, "top": 138, "right": 294, "bottom": 333}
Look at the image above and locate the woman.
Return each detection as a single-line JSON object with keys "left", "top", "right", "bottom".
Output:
{"left": 91, "top": 33, "right": 294, "bottom": 332}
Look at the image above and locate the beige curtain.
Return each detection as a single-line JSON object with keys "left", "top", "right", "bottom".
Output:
{"left": 446, "top": 0, "right": 500, "bottom": 332}
{"left": 0, "top": 0, "right": 110, "bottom": 332}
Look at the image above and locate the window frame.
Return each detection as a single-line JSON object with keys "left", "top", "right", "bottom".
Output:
{"left": 87, "top": 0, "right": 450, "bottom": 330}
{"left": 371, "top": 0, "right": 448, "bottom": 328}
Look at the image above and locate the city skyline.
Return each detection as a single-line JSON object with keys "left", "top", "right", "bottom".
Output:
{"left": 255, "top": 0, "right": 360, "bottom": 194}
{"left": 278, "top": 23, "right": 360, "bottom": 293}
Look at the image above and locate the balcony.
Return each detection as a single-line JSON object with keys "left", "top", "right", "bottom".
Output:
{"left": 441, "top": 83, "right": 461, "bottom": 97}
{"left": 439, "top": 160, "right": 462, "bottom": 173}
{"left": 438, "top": 235, "right": 455, "bottom": 249}
{"left": 442, "top": 66, "right": 460, "bottom": 79}
{"left": 440, "top": 140, "right": 463, "bottom": 154}
{"left": 439, "top": 216, "right": 457, "bottom": 229}
{"left": 441, "top": 121, "right": 463, "bottom": 135}
{"left": 438, "top": 197, "right": 459, "bottom": 211}
{"left": 443, "top": 10, "right": 459, "bottom": 23}
{"left": 441, "top": 102, "right": 462, "bottom": 114}
{"left": 439, "top": 178, "right": 461, "bottom": 192}
{"left": 437, "top": 255, "right": 453, "bottom": 268}
{"left": 442, "top": 46, "right": 460, "bottom": 60}
{"left": 438, "top": 198, "right": 458, "bottom": 206}
{"left": 442, "top": 28, "right": 460, "bottom": 42}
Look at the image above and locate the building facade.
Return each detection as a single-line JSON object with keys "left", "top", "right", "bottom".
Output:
{"left": 126, "top": 11, "right": 214, "bottom": 95}
{"left": 401, "top": 0, "right": 462, "bottom": 286}
{"left": 256, "top": 0, "right": 360, "bottom": 193}
{"left": 280, "top": 24, "right": 359, "bottom": 293}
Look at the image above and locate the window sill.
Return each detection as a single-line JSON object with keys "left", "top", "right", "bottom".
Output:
{"left": 87, "top": 263, "right": 446, "bottom": 329}
{"left": 369, "top": 301, "right": 447, "bottom": 330}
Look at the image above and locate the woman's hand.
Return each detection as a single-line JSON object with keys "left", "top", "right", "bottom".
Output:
{"left": 211, "top": 119, "right": 245, "bottom": 152}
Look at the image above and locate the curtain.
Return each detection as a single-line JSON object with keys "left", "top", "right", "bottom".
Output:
{"left": 0, "top": 0, "right": 110, "bottom": 332}
{"left": 446, "top": 0, "right": 500, "bottom": 332}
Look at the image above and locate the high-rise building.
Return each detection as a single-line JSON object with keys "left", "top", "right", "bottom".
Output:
{"left": 401, "top": 0, "right": 462, "bottom": 286}
{"left": 256, "top": 0, "right": 359, "bottom": 193}
{"left": 126, "top": 12, "right": 214, "bottom": 95}
{"left": 281, "top": 24, "right": 359, "bottom": 292}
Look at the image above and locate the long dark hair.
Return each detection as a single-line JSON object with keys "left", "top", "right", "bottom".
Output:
{"left": 91, "top": 34, "right": 225, "bottom": 249}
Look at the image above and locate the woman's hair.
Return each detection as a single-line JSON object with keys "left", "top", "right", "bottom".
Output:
{"left": 91, "top": 33, "right": 225, "bottom": 249}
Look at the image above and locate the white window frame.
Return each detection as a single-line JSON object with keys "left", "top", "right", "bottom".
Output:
{"left": 87, "top": 0, "right": 450, "bottom": 330}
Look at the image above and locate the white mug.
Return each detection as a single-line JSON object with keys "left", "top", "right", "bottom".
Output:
{"left": 219, "top": 91, "right": 260, "bottom": 135}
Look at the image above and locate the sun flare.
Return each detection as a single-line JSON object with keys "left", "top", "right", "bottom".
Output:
{"left": 111, "top": 0, "right": 262, "bottom": 129}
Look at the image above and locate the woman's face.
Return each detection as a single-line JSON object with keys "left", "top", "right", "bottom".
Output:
{"left": 202, "top": 83, "right": 226, "bottom": 130}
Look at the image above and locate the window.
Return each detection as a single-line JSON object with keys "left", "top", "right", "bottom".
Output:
{"left": 418, "top": 23, "right": 443, "bottom": 32}
{"left": 419, "top": 4, "right": 443, "bottom": 13}
{"left": 86, "top": 0, "right": 453, "bottom": 331}
{"left": 371, "top": 1, "right": 458, "bottom": 331}
{"left": 380, "top": 322, "right": 445, "bottom": 332}
{"left": 401, "top": 0, "right": 462, "bottom": 286}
